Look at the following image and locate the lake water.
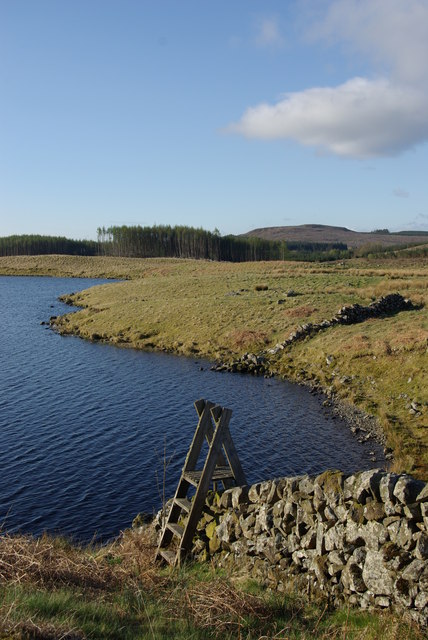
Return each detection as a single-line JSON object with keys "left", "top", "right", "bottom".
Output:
{"left": 0, "top": 276, "right": 384, "bottom": 542}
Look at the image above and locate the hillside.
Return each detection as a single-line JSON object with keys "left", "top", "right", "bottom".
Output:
{"left": 243, "top": 224, "right": 428, "bottom": 249}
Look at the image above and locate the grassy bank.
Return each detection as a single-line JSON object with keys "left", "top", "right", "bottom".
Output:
{"left": 0, "top": 528, "right": 424, "bottom": 639}
{"left": 4, "top": 254, "right": 425, "bottom": 478}
{"left": 1, "top": 254, "right": 427, "bottom": 478}
{"left": 0, "top": 254, "right": 155, "bottom": 279}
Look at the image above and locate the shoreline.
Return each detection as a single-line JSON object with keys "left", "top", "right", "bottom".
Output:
{"left": 2, "top": 255, "right": 426, "bottom": 478}
{"left": 51, "top": 313, "right": 389, "bottom": 467}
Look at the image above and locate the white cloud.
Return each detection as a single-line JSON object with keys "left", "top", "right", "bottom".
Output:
{"left": 309, "top": 0, "right": 428, "bottom": 84}
{"left": 228, "top": 0, "right": 428, "bottom": 158}
{"left": 228, "top": 78, "right": 428, "bottom": 158}
{"left": 255, "top": 17, "right": 284, "bottom": 48}
{"left": 393, "top": 188, "right": 410, "bottom": 198}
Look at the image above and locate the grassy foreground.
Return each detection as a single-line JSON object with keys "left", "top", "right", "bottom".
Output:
{"left": 0, "top": 528, "right": 424, "bottom": 640}
{"left": 1, "top": 254, "right": 426, "bottom": 478}
{"left": 1, "top": 254, "right": 428, "bottom": 637}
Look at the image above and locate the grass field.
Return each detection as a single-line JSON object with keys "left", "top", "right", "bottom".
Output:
{"left": 0, "top": 528, "right": 425, "bottom": 640}
{"left": 1, "top": 254, "right": 427, "bottom": 478}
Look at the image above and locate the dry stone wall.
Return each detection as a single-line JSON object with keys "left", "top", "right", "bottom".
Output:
{"left": 212, "top": 293, "right": 415, "bottom": 375}
{"left": 166, "top": 469, "right": 428, "bottom": 626}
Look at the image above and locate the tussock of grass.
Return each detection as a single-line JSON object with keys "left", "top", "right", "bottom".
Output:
{"left": 0, "top": 533, "right": 120, "bottom": 592}
{"left": 167, "top": 577, "right": 272, "bottom": 634}
{"left": 226, "top": 329, "right": 270, "bottom": 351}
{"left": 283, "top": 305, "right": 318, "bottom": 319}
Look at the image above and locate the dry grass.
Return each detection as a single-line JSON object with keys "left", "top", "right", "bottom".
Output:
{"left": 103, "top": 528, "right": 165, "bottom": 592}
{"left": 170, "top": 578, "right": 272, "bottom": 634}
{"left": 107, "top": 530, "right": 274, "bottom": 635}
{"left": 0, "top": 533, "right": 120, "bottom": 592}
{"left": 0, "top": 529, "right": 273, "bottom": 639}
{"left": 0, "top": 528, "right": 425, "bottom": 639}
{"left": 0, "top": 528, "right": 159, "bottom": 639}
{"left": 226, "top": 329, "right": 270, "bottom": 350}
{"left": 283, "top": 305, "right": 318, "bottom": 319}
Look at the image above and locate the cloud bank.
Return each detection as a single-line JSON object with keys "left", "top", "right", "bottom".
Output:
{"left": 229, "top": 0, "right": 428, "bottom": 158}
{"left": 399, "top": 213, "right": 428, "bottom": 231}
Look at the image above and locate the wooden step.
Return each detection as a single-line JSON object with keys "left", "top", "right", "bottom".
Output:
{"left": 175, "top": 497, "right": 192, "bottom": 512}
{"left": 166, "top": 522, "right": 184, "bottom": 538}
{"left": 158, "top": 548, "right": 176, "bottom": 565}
{"left": 183, "top": 466, "right": 235, "bottom": 487}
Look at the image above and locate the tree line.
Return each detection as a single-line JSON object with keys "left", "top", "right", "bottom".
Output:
{"left": 0, "top": 226, "right": 350, "bottom": 262}
{"left": 96, "top": 225, "right": 350, "bottom": 262}
{"left": 0, "top": 235, "right": 98, "bottom": 257}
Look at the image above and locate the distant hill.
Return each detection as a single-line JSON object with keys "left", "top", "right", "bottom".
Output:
{"left": 242, "top": 224, "right": 428, "bottom": 249}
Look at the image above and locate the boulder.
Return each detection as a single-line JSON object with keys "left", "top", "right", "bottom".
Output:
{"left": 394, "top": 476, "right": 426, "bottom": 505}
{"left": 363, "top": 550, "right": 394, "bottom": 596}
{"left": 342, "top": 562, "right": 366, "bottom": 593}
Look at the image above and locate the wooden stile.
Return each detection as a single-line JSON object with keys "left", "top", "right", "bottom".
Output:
{"left": 155, "top": 399, "right": 247, "bottom": 566}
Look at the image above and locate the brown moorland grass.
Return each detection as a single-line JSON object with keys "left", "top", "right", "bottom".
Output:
{"left": 1, "top": 254, "right": 427, "bottom": 478}
{"left": 0, "top": 529, "right": 425, "bottom": 640}
{"left": 283, "top": 305, "right": 318, "bottom": 319}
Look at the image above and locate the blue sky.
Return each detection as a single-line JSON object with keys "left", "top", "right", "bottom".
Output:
{"left": 1, "top": 0, "right": 428, "bottom": 240}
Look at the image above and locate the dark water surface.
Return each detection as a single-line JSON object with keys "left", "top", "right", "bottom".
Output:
{"left": 0, "top": 276, "right": 384, "bottom": 542}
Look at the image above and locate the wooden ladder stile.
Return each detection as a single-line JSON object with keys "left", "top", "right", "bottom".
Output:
{"left": 155, "top": 399, "right": 247, "bottom": 566}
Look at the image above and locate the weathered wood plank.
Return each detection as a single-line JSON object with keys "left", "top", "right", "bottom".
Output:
{"left": 204, "top": 407, "right": 234, "bottom": 489}
{"left": 158, "top": 548, "right": 176, "bottom": 565}
{"left": 167, "top": 522, "right": 184, "bottom": 538}
{"left": 194, "top": 398, "right": 206, "bottom": 417}
{"left": 221, "top": 425, "right": 247, "bottom": 486}
{"left": 183, "top": 467, "right": 235, "bottom": 485}
{"left": 183, "top": 400, "right": 215, "bottom": 473}
{"left": 175, "top": 497, "right": 192, "bottom": 512}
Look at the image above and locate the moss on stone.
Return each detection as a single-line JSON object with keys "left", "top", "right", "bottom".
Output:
{"left": 205, "top": 520, "right": 217, "bottom": 540}
{"left": 316, "top": 470, "right": 344, "bottom": 496}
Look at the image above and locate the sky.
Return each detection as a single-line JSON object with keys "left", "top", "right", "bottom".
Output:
{"left": 1, "top": 0, "right": 428, "bottom": 240}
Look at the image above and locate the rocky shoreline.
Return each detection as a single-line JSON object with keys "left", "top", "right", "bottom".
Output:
{"left": 321, "top": 394, "right": 390, "bottom": 461}
{"left": 210, "top": 359, "right": 389, "bottom": 465}
{"left": 51, "top": 292, "right": 418, "bottom": 467}
{"left": 214, "top": 351, "right": 388, "bottom": 465}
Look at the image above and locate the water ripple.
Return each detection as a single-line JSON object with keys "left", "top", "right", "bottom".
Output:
{"left": 0, "top": 276, "right": 385, "bottom": 542}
